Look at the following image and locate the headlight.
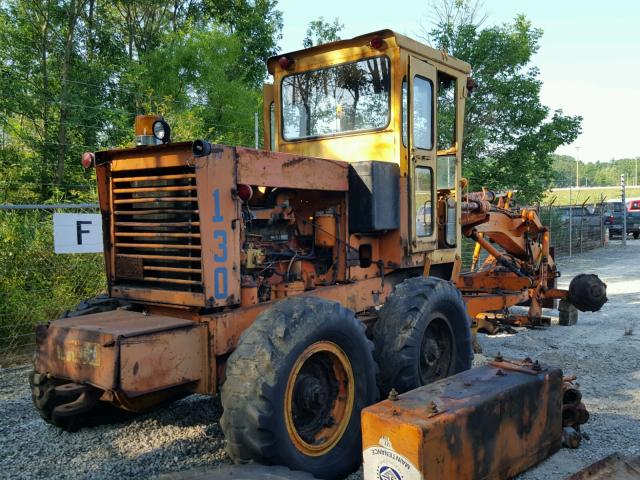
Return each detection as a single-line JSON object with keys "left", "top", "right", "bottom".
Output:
{"left": 152, "top": 119, "right": 171, "bottom": 143}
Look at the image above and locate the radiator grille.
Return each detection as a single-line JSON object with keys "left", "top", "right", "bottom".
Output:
{"left": 111, "top": 166, "right": 202, "bottom": 293}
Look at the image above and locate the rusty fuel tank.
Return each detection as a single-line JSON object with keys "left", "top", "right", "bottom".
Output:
{"left": 34, "top": 309, "right": 206, "bottom": 399}
{"left": 361, "top": 359, "right": 563, "bottom": 480}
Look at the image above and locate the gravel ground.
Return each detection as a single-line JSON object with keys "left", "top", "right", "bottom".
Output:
{"left": 1, "top": 241, "right": 638, "bottom": 479}
{"left": 483, "top": 239, "right": 640, "bottom": 479}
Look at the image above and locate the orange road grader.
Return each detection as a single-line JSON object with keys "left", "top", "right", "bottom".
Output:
{"left": 30, "top": 30, "right": 606, "bottom": 479}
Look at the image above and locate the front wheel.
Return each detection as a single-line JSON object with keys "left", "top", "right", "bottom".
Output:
{"left": 220, "top": 297, "right": 378, "bottom": 480}
{"left": 373, "top": 276, "right": 473, "bottom": 397}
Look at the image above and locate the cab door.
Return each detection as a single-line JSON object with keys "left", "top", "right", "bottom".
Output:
{"left": 408, "top": 56, "right": 437, "bottom": 252}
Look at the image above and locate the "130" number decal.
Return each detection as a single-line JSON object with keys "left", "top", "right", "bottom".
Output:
{"left": 212, "top": 189, "right": 228, "bottom": 299}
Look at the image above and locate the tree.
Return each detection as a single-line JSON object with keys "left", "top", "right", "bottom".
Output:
{"left": 423, "top": 0, "right": 582, "bottom": 202}
{"left": 550, "top": 154, "right": 579, "bottom": 187}
{"left": 135, "top": 26, "right": 260, "bottom": 145}
{"left": 0, "top": 0, "right": 283, "bottom": 203}
{"left": 551, "top": 155, "right": 640, "bottom": 188}
{"left": 203, "top": 0, "right": 283, "bottom": 86}
{"left": 303, "top": 17, "right": 343, "bottom": 48}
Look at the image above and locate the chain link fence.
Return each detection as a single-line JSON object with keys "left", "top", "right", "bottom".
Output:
{"left": 1, "top": 201, "right": 611, "bottom": 362}
{"left": 0, "top": 205, "right": 106, "bottom": 362}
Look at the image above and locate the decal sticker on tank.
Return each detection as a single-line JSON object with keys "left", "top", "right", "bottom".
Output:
{"left": 56, "top": 340, "right": 100, "bottom": 367}
{"left": 363, "top": 436, "right": 423, "bottom": 480}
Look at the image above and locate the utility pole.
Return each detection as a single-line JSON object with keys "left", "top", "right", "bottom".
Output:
{"left": 575, "top": 146, "right": 581, "bottom": 188}
{"left": 635, "top": 157, "right": 638, "bottom": 186}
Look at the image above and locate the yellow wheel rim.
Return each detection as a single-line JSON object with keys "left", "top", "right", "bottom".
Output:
{"left": 284, "top": 341, "right": 355, "bottom": 456}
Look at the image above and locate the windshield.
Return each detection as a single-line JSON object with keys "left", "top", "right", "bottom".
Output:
{"left": 281, "top": 56, "right": 391, "bottom": 140}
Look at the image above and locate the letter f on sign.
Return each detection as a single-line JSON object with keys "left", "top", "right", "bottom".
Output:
{"left": 76, "top": 220, "right": 92, "bottom": 245}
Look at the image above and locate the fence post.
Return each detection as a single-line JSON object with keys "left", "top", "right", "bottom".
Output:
{"left": 569, "top": 187, "right": 573, "bottom": 257}
{"left": 580, "top": 212, "right": 584, "bottom": 253}
{"left": 600, "top": 194, "right": 605, "bottom": 247}
{"left": 621, "top": 174, "right": 627, "bottom": 247}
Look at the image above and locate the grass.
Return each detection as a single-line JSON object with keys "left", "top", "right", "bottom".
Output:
{"left": 543, "top": 186, "right": 640, "bottom": 206}
{"left": 0, "top": 210, "right": 106, "bottom": 353}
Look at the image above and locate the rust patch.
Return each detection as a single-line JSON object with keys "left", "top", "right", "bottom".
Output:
{"left": 282, "top": 156, "right": 307, "bottom": 168}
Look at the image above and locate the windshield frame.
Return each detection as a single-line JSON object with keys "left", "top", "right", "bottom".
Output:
{"left": 279, "top": 54, "right": 392, "bottom": 142}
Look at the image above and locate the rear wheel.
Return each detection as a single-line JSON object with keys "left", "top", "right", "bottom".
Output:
{"left": 634, "top": 231, "right": 639, "bottom": 240}
{"left": 220, "top": 297, "right": 377, "bottom": 480}
{"left": 373, "top": 276, "right": 473, "bottom": 396}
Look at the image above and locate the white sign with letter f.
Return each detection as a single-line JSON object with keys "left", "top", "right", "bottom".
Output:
{"left": 53, "top": 213, "right": 104, "bottom": 253}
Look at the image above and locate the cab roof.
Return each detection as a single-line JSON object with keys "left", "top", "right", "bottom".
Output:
{"left": 267, "top": 29, "right": 471, "bottom": 76}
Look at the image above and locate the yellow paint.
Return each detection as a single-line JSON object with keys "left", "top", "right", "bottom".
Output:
{"left": 265, "top": 29, "right": 472, "bottom": 261}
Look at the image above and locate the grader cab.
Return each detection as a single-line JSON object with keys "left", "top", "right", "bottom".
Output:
{"left": 31, "top": 30, "right": 606, "bottom": 479}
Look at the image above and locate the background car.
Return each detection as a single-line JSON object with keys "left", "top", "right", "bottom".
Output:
{"left": 603, "top": 200, "right": 640, "bottom": 239}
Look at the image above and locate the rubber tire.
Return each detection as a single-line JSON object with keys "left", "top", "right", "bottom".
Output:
{"left": 634, "top": 231, "right": 639, "bottom": 240}
{"left": 373, "top": 276, "right": 473, "bottom": 397}
{"left": 220, "top": 296, "right": 378, "bottom": 480}
{"left": 567, "top": 273, "right": 608, "bottom": 312}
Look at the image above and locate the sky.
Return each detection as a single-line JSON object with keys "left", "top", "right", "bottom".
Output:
{"left": 276, "top": 0, "right": 640, "bottom": 163}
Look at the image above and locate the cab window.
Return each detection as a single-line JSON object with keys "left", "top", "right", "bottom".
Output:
{"left": 281, "top": 56, "right": 391, "bottom": 140}
{"left": 415, "top": 166, "right": 433, "bottom": 236}
{"left": 412, "top": 76, "right": 433, "bottom": 150}
{"left": 437, "top": 72, "right": 456, "bottom": 150}
{"left": 401, "top": 77, "right": 407, "bottom": 146}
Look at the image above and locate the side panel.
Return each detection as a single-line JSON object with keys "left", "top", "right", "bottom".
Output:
{"left": 95, "top": 164, "right": 113, "bottom": 284}
{"left": 277, "top": 131, "right": 397, "bottom": 167}
{"left": 210, "top": 276, "right": 399, "bottom": 356}
{"left": 196, "top": 147, "right": 242, "bottom": 307}
{"left": 349, "top": 161, "right": 400, "bottom": 233}
{"left": 454, "top": 75, "right": 467, "bottom": 252}
{"left": 236, "top": 147, "right": 349, "bottom": 191}
{"left": 119, "top": 325, "right": 204, "bottom": 397}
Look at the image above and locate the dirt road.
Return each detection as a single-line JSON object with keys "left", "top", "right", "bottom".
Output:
{"left": 0, "top": 241, "right": 638, "bottom": 479}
